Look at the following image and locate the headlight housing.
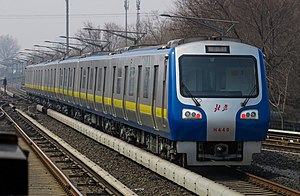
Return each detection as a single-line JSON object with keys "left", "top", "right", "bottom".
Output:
{"left": 240, "top": 109, "right": 259, "bottom": 120}
{"left": 182, "top": 109, "right": 202, "bottom": 120}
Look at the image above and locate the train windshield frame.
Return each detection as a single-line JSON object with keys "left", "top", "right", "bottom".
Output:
{"left": 179, "top": 55, "right": 259, "bottom": 98}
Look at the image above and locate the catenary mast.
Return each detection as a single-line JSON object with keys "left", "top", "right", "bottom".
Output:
{"left": 136, "top": 0, "right": 141, "bottom": 41}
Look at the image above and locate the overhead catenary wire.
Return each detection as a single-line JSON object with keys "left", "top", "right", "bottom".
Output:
{"left": 0, "top": 12, "right": 158, "bottom": 20}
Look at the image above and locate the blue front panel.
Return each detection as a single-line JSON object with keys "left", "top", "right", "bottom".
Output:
{"left": 168, "top": 49, "right": 207, "bottom": 141}
{"left": 235, "top": 50, "right": 270, "bottom": 141}
{"left": 168, "top": 49, "right": 270, "bottom": 142}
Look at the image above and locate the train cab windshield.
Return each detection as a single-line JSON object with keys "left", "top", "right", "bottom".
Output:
{"left": 179, "top": 55, "right": 258, "bottom": 98}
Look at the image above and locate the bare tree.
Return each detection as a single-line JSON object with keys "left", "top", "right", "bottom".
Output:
{"left": 75, "top": 21, "right": 104, "bottom": 53}
{"left": 140, "top": 11, "right": 176, "bottom": 45}
{"left": 103, "top": 23, "right": 124, "bottom": 51}
{"left": 0, "top": 34, "right": 20, "bottom": 62}
{"left": 173, "top": 0, "right": 300, "bottom": 128}
{"left": 75, "top": 21, "right": 125, "bottom": 53}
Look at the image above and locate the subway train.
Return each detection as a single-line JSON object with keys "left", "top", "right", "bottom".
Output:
{"left": 24, "top": 37, "right": 270, "bottom": 166}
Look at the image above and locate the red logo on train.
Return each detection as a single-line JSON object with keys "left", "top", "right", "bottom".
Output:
{"left": 214, "top": 104, "right": 228, "bottom": 112}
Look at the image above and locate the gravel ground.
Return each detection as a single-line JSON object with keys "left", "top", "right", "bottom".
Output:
{"left": 34, "top": 111, "right": 195, "bottom": 196}
{"left": 0, "top": 117, "right": 16, "bottom": 133}
{"left": 239, "top": 150, "right": 300, "bottom": 192}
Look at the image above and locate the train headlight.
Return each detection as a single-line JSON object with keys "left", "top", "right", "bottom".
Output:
{"left": 240, "top": 109, "right": 259, "bottom": 120}
{"left": 182, "top": 109, "right": 202, "bottom": 120}
{"left": 185, "top": 111, "right": 191, "bottom": 117}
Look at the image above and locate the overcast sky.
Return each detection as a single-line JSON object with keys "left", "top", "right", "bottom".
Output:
{"left": 0, "top": 0, "right": 174, "bottom": 50}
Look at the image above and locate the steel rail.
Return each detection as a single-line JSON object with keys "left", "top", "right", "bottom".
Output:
{"left": 263, "top": 140, "right": 300, "bottom": 153}
{"left": 0, "top": 105, "right": 82, "bottom": 196}
{"left": 15, "top": 107, "right": 137, "bottom": 196}
{"left": 263, "top": 130, "right": 300, "bottom": 153}
{"left": 244, "top": 172, "right": 300, "bottom": 196}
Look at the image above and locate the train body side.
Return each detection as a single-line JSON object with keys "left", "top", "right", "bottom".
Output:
{"left": 25, "top": 50, "right": 172, "bottom": 137}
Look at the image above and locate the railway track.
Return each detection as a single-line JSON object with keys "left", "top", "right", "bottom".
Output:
{"left": 193, "top": 166, "right": 300, "bottom": 196}
{"left": 41, "top": 105, "right": 300, "bottom": 196}
{"left": 0, "top": 104, "right": 136, "bottom": 196}
{"left": 264, "top": 130, "right": 300, "bottom": 153}
{"left": 4, "top": 89, "right": 300, "bottom": 195}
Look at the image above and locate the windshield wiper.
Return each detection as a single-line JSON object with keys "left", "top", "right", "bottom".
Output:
{"left": 181, "top": 82, "right": 201, "bottom": 107}
{"left": 241, "top": 84, "right": 257, "bottom": 107}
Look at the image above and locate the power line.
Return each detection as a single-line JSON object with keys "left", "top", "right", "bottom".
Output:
{"left": 0, "top": 12, "right": 157, "bottom": 19}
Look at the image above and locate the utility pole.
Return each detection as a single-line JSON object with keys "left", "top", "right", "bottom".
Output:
{"left": 124, "top": 0, "right": 129, "bottom": 46}
{"left": 136, "top": 0, "right": 141, "bottom": 41}
{"left": 65, "top": 0, "right": 70, "bottom": 55}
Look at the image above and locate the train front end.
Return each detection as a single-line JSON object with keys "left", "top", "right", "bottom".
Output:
{"left": 168, "top": 40, "right": 270, "bottom": 166}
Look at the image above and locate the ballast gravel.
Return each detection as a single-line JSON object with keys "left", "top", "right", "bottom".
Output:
{"left": 35, "top": 112, "right": 194, "bottom": 196}
{"left": 32, "top": 108, "right": 300, "bottom": 194}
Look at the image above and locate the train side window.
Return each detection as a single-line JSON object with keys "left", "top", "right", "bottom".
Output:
{"left": 47, "top": 69, "right": 50, "bottom": 89}
{"left": 103, "top": 67, "right": 107, "bottom": 93}
{"left": 116, "top": 67, "right": 122, "bottom": 94}
{"left": 143, "top": 67, "right": 150, "bottom": 98}
{"left": 64, "top": 68, "right": 68, "bottom": 90}
{"left": 36, "top": 70, "right": 37, "bottom": 86}
{"left": 46, "top": 69, "right": 49, "bottom": 89}
{"left": 82, "top": 68, "right": 87, "bottom": 89}
{"left": 39, "top": 70, "right": 41, "bottom": 87}
{"left": 39, "top": 70, "right": 40, "bottom": 86}
{"left": 89, "top": 68, "right": 94, "bottom": 90}
{"left": 72, "top": 68, "right": 76, "bottom": 91}
{"left": 46, "top": 70, "right": 48, "bottom": 88}
{"left": 35, "top": 70, "right": 37, "bottom": 86}
{"left": 36, "top": 70, "right": 38, "bottom": 86}
{"left": 49, "top": 69, "right": 51, "bottom": 90}
{"left": 97, "top": 68, "right": 102, "bottom": 92}
{"left": 49, "top": 69, "right": 51, "bottom": 88}
{"left": 48, "top": 69, "right": 51, "bottom": 89}
{"left": 68, "top": 68, "right": 72, "bottom": 88}
{"left": 94, "top": 67, "right": 98, "bottom": 95}
{"left": 53, "top": 69, "right": 56, "bottom": 90}
{"left": 36, "top": 70, "right": 38, "bottom": 87}
{"left": 40, "top": 70, "right": 43, "bottom": 87}
{"left": 128, "top": 67, "right": 135, "bottom": 96}
{"left": 50, "top": 69, "right": 53, "bottom": 90}
{"left": 59, "top": 68, "right": 63, "bottom": 88}
{"left": 86, "top": 67, "right": 90, "bottom": 93}
{"left": 37, "top": 70, "right": 39, "bottom": 87}
{"left": 44, "top": 70, "right": 47, "bottom": 88}
{"left": 33, "top": 70, "right": 35, "bottom": 86}
{"left": 79, "top": 68, "right": 83, "bottom": 91}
